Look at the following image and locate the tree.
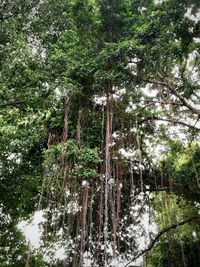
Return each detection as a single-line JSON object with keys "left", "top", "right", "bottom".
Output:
{"left": 0, "top": 0, "right": 200, "bottom": 266}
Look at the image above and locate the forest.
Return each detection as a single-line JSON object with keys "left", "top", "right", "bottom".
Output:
{"left": 0, "top": 0, "right": 200, "bottom": 266}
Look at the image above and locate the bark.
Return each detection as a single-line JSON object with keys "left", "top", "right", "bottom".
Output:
{"left": 76, "top": 105, "right": 83, "bottom": 147}
{"left": 25, "top": 251, "right": 31, "bottom": 267}
{"left": 63, "top": 99, "right": 71, "bottom": 142}
{"left": 104, "top": 85, "right": 113, "bottom": 265}
{"left": 135, "top": 120, "right": 143, "bottom": 192}
{"left": 111, "top": 164, "right": 117, "bottom": 258}
{"left": 95, "top": 179, "right": 104, "bottom": 265}
{"left": 46, "top": 126, "right": 62, "bottom": 147}
{"left": 79, "top": 186, "right": 89, "bottom": 267}
{"left": 116, "top": 163, "right": 121, "bottom": 251}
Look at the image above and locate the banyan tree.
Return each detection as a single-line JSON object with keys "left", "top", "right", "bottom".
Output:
{"left": 0, "top": 0, "right": 200, "bottom": 266}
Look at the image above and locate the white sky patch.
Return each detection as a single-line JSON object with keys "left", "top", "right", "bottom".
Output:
{"left": 18, "top": 210, "right": 73, "bottom": 263}
{"left": 54, "top": 245, "right": 66, "bottom": 260}
{"left": 82, "top": 180, "right": 89, "bottom": 187}
{"left": 145, "top": 139, "right": 169, "bottom": 164}
{"left": 150, "top": 118, "right": 193, "bottom": 145}
{"left": 186, "top": 50, "right": 200, "bottom": 85}
{"left": 126, "top": 61, "right": 137, "bottom": 75}
{"left": 138, "top": 7, "right": 147, "bottom": 13}
{"left": 44, "top": 242, "right": 67, "bottom": 263}
{"left": 154, "top": 0, "right": 165, "bottom": 4}
{"left": 137, "top": 210, "right": 157, "bottom": 249}
{"left": 113, "top": 87, "right": 126, "bottom": 100}
{"left": 192, "top": 231, "right": 197, "bottom": 239}
{"left": 117, "top": 88, "right": 126, "bottom": 95}
{"left": 113, "top": 93, "right": 120, "bottom": 100}
{"left": 66, "top": 200, "right": 80, "bottom": 214}
{"left": 140, "top": 84, "right": 158, "bottom": 98}
{"left": 112, "top": 131, "right": 120, "bottom": 139}
{"left": 83, "top": 251, "right": 94, "bottom": 266}
{"left": 109, "top": 141, "right": 116, "bottom": 147}
{"left": 117, "top": 193, "right": 157, "bottom": 267}
{"left": 42, "top": 82, "right": 50, "bottom": 91}
{"left": 110, "top": 256, "right": 143, "bottom": 267}
{"left": 193, "top": 37, "right": 200, "bottom": 44}
{"left": 185, "top": 7, "right": 200, "bottom": 23}
{"left": 18, "top": 210, "right": 45, "bottom": 249}
{"left": 64, "top": 188, "right": 71, "bottom": 198}
{"left": 172, "top": 65, "right": 181, "bottom": 80}
{"left": 125, "top": 100, "right": 137, "bottom": 113}
{"left": 108, "top": 178, "right": 115, "bottom": 185}
{"left": 7, "top": 153, "right": 21, "bottom": 164}
{"left": 94, "top": 95, "right": 107, "bottom": 105}
{"left": 118, "top": 148, "right": 136, "bottom": 159}
{"left": 55, "top": 87, "right": 70, "bottom": 101}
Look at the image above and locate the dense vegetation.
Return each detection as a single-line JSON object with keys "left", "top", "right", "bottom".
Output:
{"left": 0, "top": 0, "right": 200, "bottom": 266}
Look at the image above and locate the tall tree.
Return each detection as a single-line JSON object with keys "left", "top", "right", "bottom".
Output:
{"left": 0, "top": 0, "right": 200, "bottom": 266}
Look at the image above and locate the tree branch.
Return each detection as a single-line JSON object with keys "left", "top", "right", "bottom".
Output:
{"left": 123, "top": 216, "right": 200, "bottom": 267}
{"left": 139, "top": 116, "right": 200, "bottom": 131}
{"left": 150, "top": 76, "right": 200, "bottom": 116}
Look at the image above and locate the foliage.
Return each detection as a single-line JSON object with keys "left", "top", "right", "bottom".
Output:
{"left": 0, "top": 0, "right": 200, "bottom": 265}
{"left": 147, "top": 192, "right": 200, "bottom": 266}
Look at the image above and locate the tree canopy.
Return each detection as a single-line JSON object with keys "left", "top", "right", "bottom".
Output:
{"left": 0, "top": 0, "right": 200, "bottom": 266}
